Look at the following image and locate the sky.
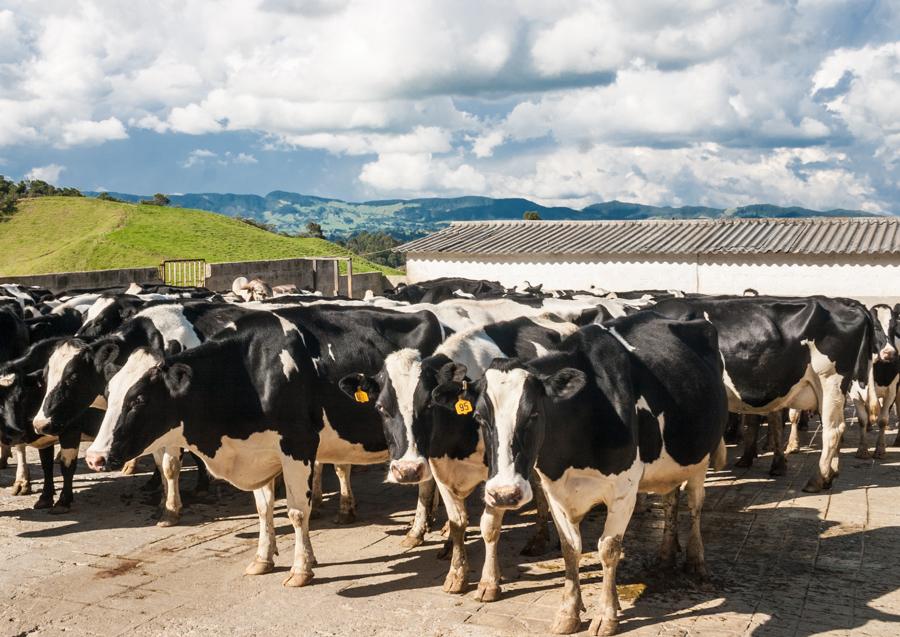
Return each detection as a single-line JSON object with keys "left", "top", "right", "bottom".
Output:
{"left": 1, "top": 0, "right": 899, "bottom": 211}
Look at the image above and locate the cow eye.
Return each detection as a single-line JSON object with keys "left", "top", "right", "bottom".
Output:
{"left": 374, "top": 403, "right": 386, "bottom": 415}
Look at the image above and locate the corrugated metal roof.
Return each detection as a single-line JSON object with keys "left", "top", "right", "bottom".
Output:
{"left": 396, "top": 217, "right": 900, "bottom": 257}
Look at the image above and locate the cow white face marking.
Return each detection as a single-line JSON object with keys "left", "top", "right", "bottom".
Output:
{"left": 0, "top": 373, "right": 14, "bottom": 387}
{"left": 280, "top": 349, "right": 299, "bottom": 380}
{"left": 134, "top": 305, "right": 202, "bottom": 350}
{"left": 125, "top": 283, "right": 142, "bottom": 295}
{"left": 873, "top": 305, "right": 897, "bottom": 361}
{"left": 383, "top": 349, "right": 425, "bottom": 469}
{"left": 483, "top": 367, "right": 533, "bottom": 508}
{"left": 34, "top": 342, "right": 84, "bottom": 426}
{"left": 86, "top": 349, "right": 161, "bottom": 467}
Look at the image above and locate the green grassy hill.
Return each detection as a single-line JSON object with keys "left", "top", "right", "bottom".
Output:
{"left": 0, "top": 197, "right": 396, "bottom": 276}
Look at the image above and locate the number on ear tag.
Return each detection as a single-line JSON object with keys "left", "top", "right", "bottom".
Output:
{"left": 455, "top": 398, "right": 473, "bottom": 415}
{"left": 354, "top": 389, "right": 369, "bottom": 403}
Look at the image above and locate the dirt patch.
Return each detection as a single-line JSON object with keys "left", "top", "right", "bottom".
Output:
{"left": 94, "top": 557, "right": 141, "bottom": 579}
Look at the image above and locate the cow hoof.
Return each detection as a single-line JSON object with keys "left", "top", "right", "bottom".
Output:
{"left": 520, "top": 532, "right": 550, "bottom": 557}
{"left": 657, "top": 554, "right": 678, "bottom": 572}
{"left": 684, "top": 559, "right": 709, "bottom": 581}
{"left": 333, "top": 509, "right": 356, "bottom": 525}
{"left": 442, "top": 567, "right": 468, "bottom": 594}
{"left": 11, "top": 481, "right": 31, "bottom": 496}
{"left": 785, "top": 444, "right": 800, "bottom": 455}
{"left": 588, "top": 615, "right": 619, "bottom": 637}
{"left": 49, "top": 501, "right": 71, "bottom": 514}
{"left": 474, "top": 581, "right": 500, "bottom": 602}
{"left": 734, "top": 455, "right": 754, "bottom": 468}
{"left": 33, "top": 494, "right": 54, "bottom": 509}
{"left": 802, "top": 473, "right": 831, "bottom": 493}
{"left": 854, "top": 449, "right": 872, "bottom": 460}
{"left": 156, "top": 511, "right": 180, "bottom": 527}
{"left": 874, "top": 445, "right": 886, "bottom": 459}
{"left": 121, "top": 459, "right": 137, "bottom": 475}
{"left": 550, "top": 611, "right": 581, "bottom": 634}
{"left": 769, "top": 457, "right": 787, "bottom": 476}
{"left": 309, "top": 507, "right": 322, "bottom": 520}
{"left": 436, "top": 538, "right": 452, "bottom": 560}
{"left": 400, "top": 533, "right": 424, "bottom": 548}
{"left": 282, "top": 570, "right": 313, "bottom": 587}
{"left": 244, "top": 558, "right": 275, "bottom": 576}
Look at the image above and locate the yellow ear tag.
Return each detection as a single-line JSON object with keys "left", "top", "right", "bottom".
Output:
{"left": 354, "top": 388, "right": 369, "bottom": 403}
{"left": 455, "top": 398, "right": 473, "bottom": 415}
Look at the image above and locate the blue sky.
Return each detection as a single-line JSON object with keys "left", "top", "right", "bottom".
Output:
{"left": 1, "top": 0, "right": 899, "bottom": 211}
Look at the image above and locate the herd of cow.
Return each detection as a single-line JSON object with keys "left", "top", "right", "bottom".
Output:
{"left": 0, "top": 276, "right": 895, "bottom": 636}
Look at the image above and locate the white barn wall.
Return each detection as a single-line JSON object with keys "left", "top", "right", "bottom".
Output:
{"left": 406, "top": 252, "right": 900, "bottom": 302}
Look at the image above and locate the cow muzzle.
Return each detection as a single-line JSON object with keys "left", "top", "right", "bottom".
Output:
{"left": 85, "top": 450, "right": 108, "bottom": 472}
{"left": 485, "top": 476, "right": 532, "bottom": 510}
{"left": 389, "top": 460, "right": 427, "bottom": 484}
{"left": 32, "top": 416, "right": 53, "bottom": 435}
{"left": 879, "top": 346, "right": 897, "bottom": 363}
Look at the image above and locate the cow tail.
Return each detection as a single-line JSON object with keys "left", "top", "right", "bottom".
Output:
{"left": 711, "top": 437, "right": 727, "bottom": 471}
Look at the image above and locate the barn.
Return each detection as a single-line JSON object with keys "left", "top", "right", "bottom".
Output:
{"left": 397, "top": 217, "right": 900, "bottom": 302}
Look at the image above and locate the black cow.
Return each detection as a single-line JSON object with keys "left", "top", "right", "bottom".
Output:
{"left": 652, "top": 295, "right": 872, "bottom": 491}
{"left": 0, "top": 306, "right": 29, "bottom": 364}
{"left": 340, "top": 316, "right": 577, "bottom": 599}
{"left": 432, "top": 313, "right": 728, "bottom": 635}
{"left": 25, "top": 308, "right": 82, "bottom": 342}
{"left": 85, "top": 315, "right": 322, "bottom": 587}
{"left": 387, "top": 277, "right": 507, "bottom": 304}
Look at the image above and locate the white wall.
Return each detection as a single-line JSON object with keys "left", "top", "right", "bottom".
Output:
{"left": 406, "top": 252, "right": 900, "bottom": 302}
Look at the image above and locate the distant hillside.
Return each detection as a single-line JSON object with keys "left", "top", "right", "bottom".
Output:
{"left": 0, "top": 197, "right": 396, "bottom": 276}
{"left": 91, "top": 190, "right": 884, "bottom": 239}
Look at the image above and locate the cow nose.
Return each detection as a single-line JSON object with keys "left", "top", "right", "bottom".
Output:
{"left": 880, "top": 347, "right": 897, "bottom": 362}
{"left": 486, "top": 485, "right": 523, "bottom": 509}
{"left": 32, "top": 417, "right": 51, "bottom": 434}
{"left": 85, "top": 451, "right": 107, "bottom": 472}
{"left": 390, "top": 460, "right": 425, "bottom": 484}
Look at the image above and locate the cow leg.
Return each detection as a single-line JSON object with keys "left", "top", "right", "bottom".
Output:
{"left": 852, "top": 394, "right": 871, "bottom": 458}
{"left": 51, "top": 446, "right": 79, "bottom": 513}
{"left": 804, "top": 379, "right": 845, "bottom": 493}
{"left": 245, "top": 479, "right": 277, "bottom": 576}
{"left": 657, "top": 487, "right": 680, "bottom": 570}
{"left": 761, "top": 418, "right": 775, "bottom": 452}
{"left": 155, "top": 448, "right": 182, "bottom": 527}
{"left": 189, "top": 452, "right": 210, "bottom": 494}
{"left": 309, "top": 462, "right": 323, "bottom": 519}
{"left": 520, "top": 473, "right": 552, "bottom": 556}
{"left": 475, "top": 505, "right": 506, "bottom": 602}
{"left": 587, "top": 493, "right": 635, "bottom": 637}
{"left": 333, "top": 464, "right": 356, "bottom": 524}
{"left": 0, "top": 442, "right": 10, "bottom": 469}
{"left": 786, "top": 409, "right": 802, "bottom": 454}
{"left": 34, "top": 445, "right": 56, "bottom": 509}
{"left": 435, "top": 481, "right": 469, "bottom": 594}
{"left": 140, "top": 467, "right": 162, "bottom": 492}
{"left": 683, "top": 471, "right": 709, "bottom": 579}
{"left": 403, "top": 478, "right": 436, "bottom": 548}
{"left": 734, "top": 415, "right": 759, "bottom": 468}
{"left": 874, "top": 384, "right": 895, "bottom": 459}
{"left": 723, "top": 413, "right": 742, "bottom": 444}
{"left": 11, "top": 444, "right": 30, "bottom": 495}
{"left": 281, "top": 458, "right": 316, "bottom": 588}
{"left": 548, "top": 500, "right": 584, "bottom": 635}
{"left": 768, "top": 411, "right": 787, "bottom": 476}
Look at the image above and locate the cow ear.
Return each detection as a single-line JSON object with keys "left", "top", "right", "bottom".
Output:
{"left": 338, "top": 373, "right": 380, "bottom": 403}
{"left": 431, "top": 381, "right": 462, "bottom": 410}
{"left": 541, "top": 368, "right": 586, "bottom": 402}
{"left": 436, "top": 361, "right": 467, "bottom": 384}
{"left": 431, "top": 377, "right": 480, "bottom": 413}
{"left": 26, "top": 370, "right": 44, "bottom": 390}
{"left": 92, "top": 343, "right": 120, "bottom": 373}
{"left": 162, "top": 363, "right": 193, "bottom": 398}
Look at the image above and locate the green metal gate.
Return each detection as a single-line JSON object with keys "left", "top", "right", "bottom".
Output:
{"left": 158, "top": 259, "right": 207, "bottom": 288}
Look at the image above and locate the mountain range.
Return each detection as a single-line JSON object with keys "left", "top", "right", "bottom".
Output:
{"left": 88, "top": 190, "right": 885, "bottom": 240}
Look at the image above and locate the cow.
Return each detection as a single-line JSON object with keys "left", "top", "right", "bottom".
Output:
{"left": 83, "top": 315, "right": 322, "bottom": 586}
{"left": 0, "top": 305, "right": 29, "bottom": 363}
{"left": 386, "top": 277, "right": 507, "bottom": 304}
{"left": 652, "top": 296, "right": 872, "bottom": 492}
{"left": 429, "top": 313, "right": 728, "bottom": 635}
{"left": 25, "top": 308, "right": 82, "bottom": 342}
{"left": 1, "top": 338, "right": 104, "bottom": 510}
{"left": 847, "top": 304, "right": 899, "bottom": 459}
{"left": 340, "top": 315, "right": 578, "bottom": 600}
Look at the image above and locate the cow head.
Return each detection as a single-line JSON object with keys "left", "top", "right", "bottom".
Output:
{"left": 0, "top": 368, "right": 44, "bottom": 444}
{"left": 85, "top": 349, "right": 187, "bottom": 471}
{"left": 77, "top": 296, "right": 139, "bottom": 339}
{"left": 339, "top": 349, "right": 475, "bottom": 485}
{"left": 435, "top": 358, "right": 585, "bottom": 510}
{"left": 33, "top": 339, "right": 117, "bottom": 435}
{"left": 871, "top": 304, "right": 898, "bottom": 363}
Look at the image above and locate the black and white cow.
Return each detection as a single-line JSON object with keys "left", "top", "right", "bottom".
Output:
{"left": 652, "top": 295, "right": 873, "bottom": 492}
{"left": 847, "top": 303, "right": 899, "bottom": 458}
{"left": 341, "top": 315, "right": 578, "bottom": 599}
{"left": 84, "top": 314, "right": 322, "bottom": 586}
{"left": 33, "top": 302, "right": 250, "bottom": 524}
{"left": 25, "top": 308, "right": 82, "bottom": 342}
{"left": 433, "top": 313, "right": 728, "bottom": 635}
{"left": 0, "top": 338, "right": 104, "bottom": 510}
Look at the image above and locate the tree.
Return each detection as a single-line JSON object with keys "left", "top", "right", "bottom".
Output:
{"left": 343, "top": 231, "right": 404, "bottom": 268}
{"left": 305, "top": 221, "right": 325, "bottom": 239}
{"left": 96, "top": 192, "right": 122, "bottom": 202}
{"left": 523, "top": 211, "right": 541, "bottom": 220}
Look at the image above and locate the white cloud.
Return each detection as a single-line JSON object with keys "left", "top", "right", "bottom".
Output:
{"left": 59, "top": 117, "right": 128, "bottom": 147}
{"left": 26, "top": 164, "right": 66, "bottom": 183}
{"left": 182, "top": 148, "right": 217, "bottom": 168}
{"left": 360, "top": 152, "right": 486, "bottom": 195}
{"left": 231, "top": 152, "right": 258, "bottom": 164}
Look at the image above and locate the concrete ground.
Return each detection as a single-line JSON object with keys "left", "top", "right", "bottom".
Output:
{"left": 1, "top": 421, "right": 899, "bottom": 637}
